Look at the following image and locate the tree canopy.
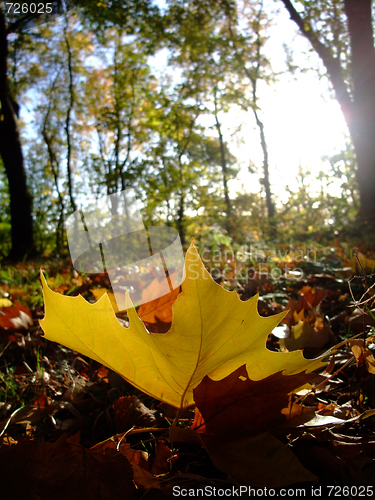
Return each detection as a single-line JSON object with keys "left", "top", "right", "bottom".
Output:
{"left": 0, "top": 0, "right": 368, "bottom": 259}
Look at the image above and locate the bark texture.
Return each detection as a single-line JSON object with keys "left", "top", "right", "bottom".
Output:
{"left": 0, "top": 9, "right": 34, "bottom": 258}
{"left": 344, "top": 0, "right": 375, "bottom": 222}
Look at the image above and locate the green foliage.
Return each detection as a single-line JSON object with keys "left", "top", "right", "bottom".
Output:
{"left": 82, "top": 29, "right": 156, "bottom": 198}
{"left": 0, "top": 0, "right": 362, "bottom": 259}
{"left": 194, "top": 225, "right": 233, "bottom": 252}
{"left": 0, "top": 160, "right": 11, "bottom": 259}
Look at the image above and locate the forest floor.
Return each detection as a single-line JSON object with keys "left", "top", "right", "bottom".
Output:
{"left": 0, "top": 239, "right": 375, "bottom": 499}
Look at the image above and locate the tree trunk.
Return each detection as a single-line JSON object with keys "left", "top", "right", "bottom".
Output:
{"left": 0, "top": 9, "right": 34, "bottom": 259}
{"left": 63, "top": 18, "right": 77, "bottom": 213}
{"left": 177, "top": 191, "right": 185, "bottom": 247}
{"left": 281, "top": 0, "right": 375, "bottom": 223}
{"left": 252, "top": 106, "right": 275, "bottom": 221}
{"left": 214, "top": 91, "right": 232, "bottom": 233}
{"left": 344, "top": 0, "right": 375, "bottom": 223}
{"left": 225, "top": 6, "right": 275, "bottom": 224}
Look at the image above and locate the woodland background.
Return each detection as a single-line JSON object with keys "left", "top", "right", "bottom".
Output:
{"left": 2, "top": 2, "right": 375, "bottom": 495}
{"left": 1, "top": 0, "right": 374, "bottom": 260}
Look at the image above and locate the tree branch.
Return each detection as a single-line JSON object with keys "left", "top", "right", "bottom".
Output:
{"left": 280, "top": 0, "right": 354, "bottom": 128}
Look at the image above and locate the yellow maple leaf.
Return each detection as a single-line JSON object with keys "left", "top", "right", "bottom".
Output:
{"left": 40, "top": 243, "right": 328, "bottom": 409}
{"left": 90, "top": 288, "right": 119, "bottom": 313}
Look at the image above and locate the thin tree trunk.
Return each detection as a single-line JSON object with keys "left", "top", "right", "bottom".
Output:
{"left": 63, "top": 18, "right": 76, "bottom": 213}
{"left": 161, "top": 148, "right": 172, "bottom": 226}
{"left": 250, "top": 3, "right": 275, "bottom": 222}
{"left": 213, "top": 90, "right": 232, "bottom": 232}
{"left": 225, "top": 4, "right": 275, "bottom": 222}
{"left": 0, "top": 9, "right": 34, "bottom": 259}
{"left": 177, "top": 148, "right": 186, "bottom": 246}
{"left": 175, "top": 108, "right": 199, "bottom": 247}
{"left": 177, "top": 191, "right": 185, "bottom": 246}
{"left": 251, "top": 102, "right": 274, "bottom": 220}
{"left": 42, "top": 76, "right": 65, "bottom": 252}
{"left": 113, "top": 33, "right": 121, "bottom": 208}
{"left": 119, "top": 74, "right": 136, "bottom": 192}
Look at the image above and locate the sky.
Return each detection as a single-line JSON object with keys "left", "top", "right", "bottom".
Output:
{"left": 149, "top": 0, "right": 350, "bottom": 204}
{"left": 225, "top": 1, "right": 349, "bottom": 202}
{"left": 19, "top": 0, "right": 350, "bottom": 209}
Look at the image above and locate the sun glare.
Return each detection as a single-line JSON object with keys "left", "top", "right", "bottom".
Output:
{"left": 227, "top": 72, "right": 349, "bottom": 201}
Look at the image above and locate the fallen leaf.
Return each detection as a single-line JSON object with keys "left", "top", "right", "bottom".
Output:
{"left": 0, "top": 434, "right": 136, "bottom": 500}
{"left": 281, "top": 321, "right": 315, "bottom": 351}
{"left": 280, "top": 319, "right": 336, "bottom": 353}
{"left": 192, "top": 365, "right": 316, "bottom": 438}
{"left": 0, "top": 302, "right": 32, "bottom": 331}
{"left": 279, "top": 297, "right": 297, "bottom": 329}
{"left": 200, "top": 433, "right": 317, "bottom": 487}
{"left": 92, "top": 436, "right": 160, "bottom": 490}
{"left": 168, "top": 425, "right": 316, "bottom": 487}
{"left": 298, "top": 408, "right": 375, "bottom": 427}
{"left": 349, "top": 252, "right": 375, "bottom": 274}
{"left": 113, "top": 395, "right": 157, "bottom": 432}
{"left": 137, "top": 274, "right": 180, "bottom": 332}
{"left": 131, "top": 463, "right": 161, "bottom": 490}
{"left": 0, "top": 298, "right": 13, "bottom": 308}
{"left": 169, "top": 425, "right": 203, "bottom": 445}
{"left": 140, "top": 272, "right": 180, "bottom": 311}
{"left": 40, "top": 243, "right": 329, "bottom": 409}
{"left": 291, "top": 427, "right": 375, "bottom": 485}
{"left": 349, "top": 339, "right": 375, "bottom": 374}
{"left": 96, "top": 365, "right": 109, "bottom": 381}
{"left": 7, "top": 287, "right": 31, "bottom": 300}
{"left": 298, "top": 286, "right": 328, "bottom": 308}
{"left": 346, "top": 309, "right": 375, "bottom": 334}
{"left": 150, "top": 440, "right": 173, "bottom": 474}
{"left": 90, "top": 288, "right": 119, "bottom": 312}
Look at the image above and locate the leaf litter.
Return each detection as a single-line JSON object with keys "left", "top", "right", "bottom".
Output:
{"left": 0, "top": 244, "right": 374, "bottom": 496}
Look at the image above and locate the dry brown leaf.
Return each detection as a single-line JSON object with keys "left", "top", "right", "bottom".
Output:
{"left": 200, "top": 433, "right": 317, "bottom": 487}
{"left": 92, "top": 435, "right": 161, "bottom": 489}
{"left": 349, "top": 339, "right": 375, "bottom": 374}
{"left": 0, "top": 434, "right": 136, "bottom": 500}
{"left": 192, "top": 365, "right": 317, "bottom": 439}
{"left": 280, "top": 319, "right": 336, "bottom": 353}
{"left": 113, "top": 395, "right": 157, "bottom": 432}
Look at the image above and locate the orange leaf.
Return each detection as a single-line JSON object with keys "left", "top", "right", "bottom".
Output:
{"left": 0, "top": 302, "right": 32, "bottom": 331}
{"left": 150, "top": 441, "right": 173, "bottom": 474}
{"left": 138, "top": 274, "right": 180, "bottom": 327}
{"left": 298, "top": 286, "right": 328, "bottom": 308}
